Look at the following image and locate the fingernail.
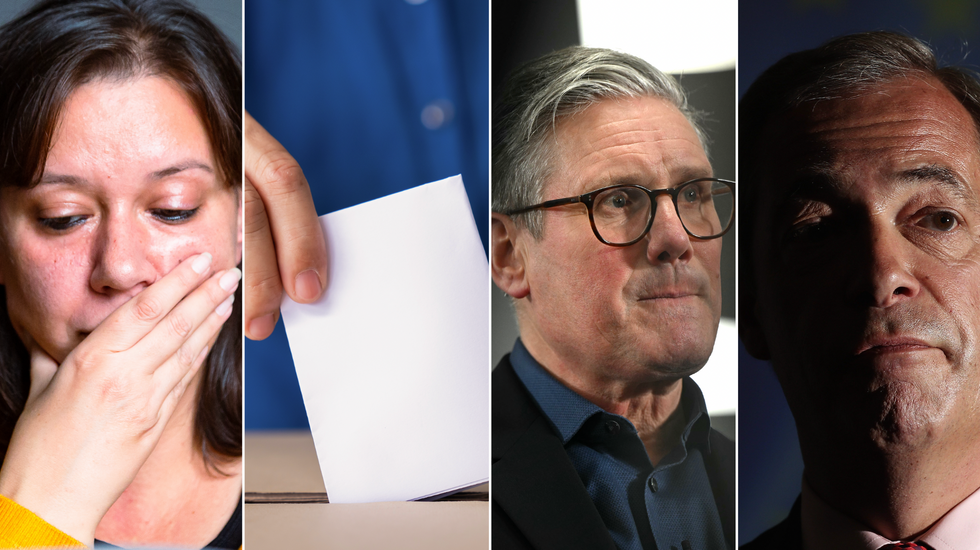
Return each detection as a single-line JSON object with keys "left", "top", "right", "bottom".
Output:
{"left": 295, "top": 269, "right": 322, "bottom": 302}
{"left": 219, "top": 268, "right": 242, "bottom": 292}
{"left": 215, "top": 294, "right": 235, "bottom": 316}
{"left": 191, "top": 253, "right": 213, "bottom": 274}
{"left": 248, "top": 313, "right": 277, "bottom": 338}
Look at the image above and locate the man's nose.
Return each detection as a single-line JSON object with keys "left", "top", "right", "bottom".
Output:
{"left": 89, "top": 214, "right": 156, "bottom": 295}
{"left": 646, "top": 194, "right": 693, "bottom": 263}
{"left": 847, "top": 224, "right": 920, "bottom": 308}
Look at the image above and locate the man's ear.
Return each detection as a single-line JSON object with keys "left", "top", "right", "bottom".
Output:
{"left": 739, "top": 287, "right": 771, "bottom": 360}
{"left": 491, "top": 212, "right": 530, "bottom": 299}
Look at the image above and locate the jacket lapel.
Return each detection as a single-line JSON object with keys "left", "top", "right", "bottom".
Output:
{"left": 705, "top": 429, "right": 736, "bottom": 548}
{"left": 492, "top": 357, "right": 617, "bottom": 550}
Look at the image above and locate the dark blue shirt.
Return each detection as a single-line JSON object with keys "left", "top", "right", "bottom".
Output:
{"left": 510, "top": 339, "right": 727, "bottom": 550}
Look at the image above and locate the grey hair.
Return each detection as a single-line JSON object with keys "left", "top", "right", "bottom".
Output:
{"left": 492, "top": 46, "right": 707, "bottom": 237}
{"left": 740, "top": 31, "right": 980, "bottom": 300}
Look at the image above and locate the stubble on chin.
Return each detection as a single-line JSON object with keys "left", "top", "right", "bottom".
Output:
{"left": 864, "top": 373, "right": 959, "bottom": 448}
{"left": 624, "top": 310, "right": 717, "bottom": 380}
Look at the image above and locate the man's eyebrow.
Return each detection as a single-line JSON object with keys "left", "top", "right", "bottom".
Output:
{"left": 151, "top": 161, "right": 213, "bottom": 179}
{"left": 605, "top": 167, "right": 714, "bottom": 189}
{"left": 784, "top": 165, "right": 839, "bottom": 199}
{"left": 785, "top": 164, "right": 976, "bottom": 196}
{"left": 901, "top": 165, "right": 963, "bottom": 188}
{"left": 677, "top": 169, "right": 716, "bottom": 184}
{"left": 899, "top": 165, "right": 979, "bottom": 207}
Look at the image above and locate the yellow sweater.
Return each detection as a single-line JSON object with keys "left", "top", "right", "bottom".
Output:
{"left": 0, "top": 495, "right": 242, "bottom": 549}
{"left": 0, "top": 496, "right": 83, "bottom": 548}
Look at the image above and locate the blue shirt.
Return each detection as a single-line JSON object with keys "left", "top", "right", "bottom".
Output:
{"left": 510, "top": 339, "right": 728, "bottom": 550}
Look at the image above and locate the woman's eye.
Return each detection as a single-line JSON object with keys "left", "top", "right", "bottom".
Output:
{"left": 918, "top": 210, "right": 959, "bottom": 232}
{"left": 151, "top": 208, "right": 199, "bottom": 223}
{"left": 38, "top": 215, "right": 87, "bottom": 231}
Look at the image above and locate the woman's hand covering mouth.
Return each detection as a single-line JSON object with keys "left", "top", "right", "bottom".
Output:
{"left": 0, "top": 252, "right": 238, "bottom": 546}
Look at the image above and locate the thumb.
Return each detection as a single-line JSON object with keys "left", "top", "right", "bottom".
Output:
{"left": 26, "top": 341, "right": 58, "bottom": 407}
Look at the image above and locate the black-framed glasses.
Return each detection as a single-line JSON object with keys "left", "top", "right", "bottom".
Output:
{"left": 504, "top": 178, "right": 735, "bottom": 246}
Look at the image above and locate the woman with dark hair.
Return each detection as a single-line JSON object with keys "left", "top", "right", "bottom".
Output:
{"left": 0, "top": 0, "right": 242, "bottom": 546}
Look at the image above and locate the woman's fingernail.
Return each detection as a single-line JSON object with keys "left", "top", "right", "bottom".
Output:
{"left": 295, "top": 269, "right": 321, "bottom": 302}
{"left": 248, "top": 313, "right": 277, "bottom": 338}
{"left": 215, "top": 294, "right": 235, "bottom": 316}
{"left": 192, "top": 252, "right": 213, "bottom": 274}
{"left": 219, "top": 268, "right": 242, "bottom": 292}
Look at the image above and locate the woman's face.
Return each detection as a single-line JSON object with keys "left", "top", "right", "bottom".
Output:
{"left": 0, "top": 76, "right": 241, "bottom": 362}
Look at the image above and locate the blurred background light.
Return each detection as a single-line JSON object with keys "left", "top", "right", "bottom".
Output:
{"left": 576, "top": 0, "right": 736, "bottom": 73}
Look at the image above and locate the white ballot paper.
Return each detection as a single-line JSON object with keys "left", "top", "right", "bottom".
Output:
{"left": 280, "top": 175, "right": 489, "bottom": 504}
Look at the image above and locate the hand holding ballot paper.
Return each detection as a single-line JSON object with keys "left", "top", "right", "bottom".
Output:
{"left": 280, "top": 175, "right": 489, "bottom": 503}
{"left": 243, "top": 110, "right": 488, "bottom": 503}
{"left": 243, "top": 111, "right": 329, "bottom": 341}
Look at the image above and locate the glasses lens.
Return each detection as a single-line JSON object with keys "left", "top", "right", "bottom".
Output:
{"left": 591, "top": 186, "right": 652, "bottom": 244}
{"left": 677, "top": 179, "right": 733, "bottom": 238}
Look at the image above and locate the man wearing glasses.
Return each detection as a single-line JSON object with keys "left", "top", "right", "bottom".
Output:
{"left": 491, "top": 47, "right": 735, "bottom": 550}
{"left": 741, "top": 32, "right": 980, "bottom": 549}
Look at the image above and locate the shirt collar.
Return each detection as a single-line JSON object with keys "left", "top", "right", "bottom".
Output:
{"left": 510, "top": 338, "right": 601, "bottom": 444}
{"left": 801, "top": 478, "right": 980, "bottom": 550}
{"left": 509, "top": 338, "right": 712, "bottom": 452}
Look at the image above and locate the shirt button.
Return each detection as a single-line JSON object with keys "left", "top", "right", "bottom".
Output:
{"left": 605, "top": 420, "right": 620, "bottom": 435}
{"left": 648, "top": 477, "right": 659, "bottom": 493}
{"left": 420, "top": 100, "right": 454, "bottom": 129}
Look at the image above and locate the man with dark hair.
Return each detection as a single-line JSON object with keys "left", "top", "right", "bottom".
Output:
{"left": 491, "top": 46, "right": 735, "bottom": 550}
{"left": 741, "top": 31, "right": 980, "bottom": 549}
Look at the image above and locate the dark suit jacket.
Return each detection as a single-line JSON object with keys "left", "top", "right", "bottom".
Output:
{"left": 492, "top": 355, "right": 736, "bottom": 549}
{"left": 740, "top": 498, "right": 802, "bottom": 550}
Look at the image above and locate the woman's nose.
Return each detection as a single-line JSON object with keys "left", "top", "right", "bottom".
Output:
{"left": 89, "top": 214, "right": 156, "bottom": 295}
